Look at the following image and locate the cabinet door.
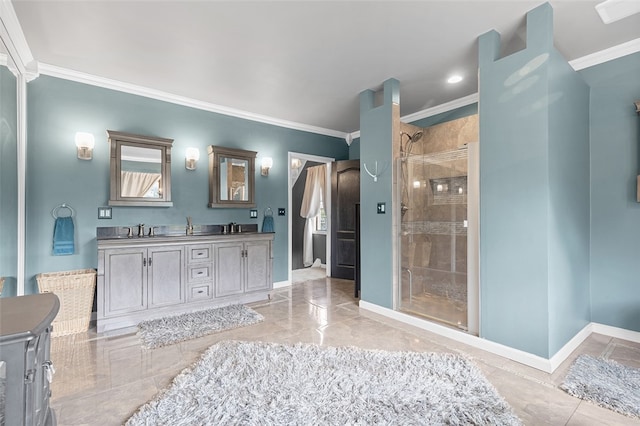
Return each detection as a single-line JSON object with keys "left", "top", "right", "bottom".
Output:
{"left": 148, "top": 246, "right": 185, "bottom": 308}
{"left": 104, "top": 248, "right": 147, "bottom": 316}
{"left": 214, "top": 242, "right": 244, "bottom": 297}
{"left": 245, "top": 240, "right": 272, "bottom": 292}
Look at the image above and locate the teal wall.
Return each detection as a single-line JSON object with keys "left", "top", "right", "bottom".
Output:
{"left": 359, "top": 79, "right": 398, "bottom": 308}
{"left": 25, "top": 75, "right": 349, "bottom": 293}
{"left": 348, "top": 137, "right": 360, "bottom": 160}
{"left": 478, "top": 3, "right": 590, "bottom": 357}
{"left": 0, "top": 65, "right": 18, "bottom": 297}
{"left": 581, "top": 51, "right": 640, "bottom": 331}
{"left": 547, "top": 50, "right": 591, "bottom": 355}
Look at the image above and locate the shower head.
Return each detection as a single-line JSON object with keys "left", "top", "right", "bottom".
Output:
{"left": 400, "top": 130, "right": 424, "bottom": 157}
{"left": 400, "top": 131, "right": 423, "bottom": 142}
{"left": 411, "top": 131, "right": 423, "bottom": 141}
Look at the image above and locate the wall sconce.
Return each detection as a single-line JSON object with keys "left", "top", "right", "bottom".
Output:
{"left": 185, "top": 147, "right": 200, "bottom": 170}
{"left": 261, "top": 157, "right": 273, "bottom": 176}
{"left": 75, "top": 132, "right": 95, "bottom": 160}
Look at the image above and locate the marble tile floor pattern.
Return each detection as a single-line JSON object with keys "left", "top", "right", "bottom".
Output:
{"left": 49, "top": 277, "right": 640, "bottom": 425}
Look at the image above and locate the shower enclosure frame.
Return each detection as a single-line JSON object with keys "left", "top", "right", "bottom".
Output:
{"left": 393, "top": 142, "right": 480, "bottom": 336}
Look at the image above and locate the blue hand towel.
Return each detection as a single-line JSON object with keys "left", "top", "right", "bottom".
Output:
{"left": 262, "top": 215, "right": 274, "bottom": 233}
{"left": 53, "top": 216, "right": 75, "bottom": 255}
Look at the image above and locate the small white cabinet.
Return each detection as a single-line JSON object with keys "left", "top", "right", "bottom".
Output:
{"left": 97, "top": 233, "right": 273, "bottom": 332}
{"left": 103, "top": 246, "right": 184, "bottom": 317}
{"left": 214, "top": 239, "right": 272, "bottom": 298}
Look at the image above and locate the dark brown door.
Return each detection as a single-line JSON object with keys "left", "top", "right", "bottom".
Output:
{"left": 331, "top": 160, "right": 360, "bottom": 279}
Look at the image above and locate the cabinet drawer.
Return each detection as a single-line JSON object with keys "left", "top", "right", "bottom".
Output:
{"left": 188, "top": 284, "right": 212, "bottom": 301}
{"left": 188, "top": 264, "right": 212, "bottom": 282}
{"left": 187, "top": 244, "right": 212, "bottom": 263}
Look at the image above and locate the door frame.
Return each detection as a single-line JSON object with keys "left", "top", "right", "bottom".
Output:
{"left": 287, "top": 152, "right": 334, "bottom": 285}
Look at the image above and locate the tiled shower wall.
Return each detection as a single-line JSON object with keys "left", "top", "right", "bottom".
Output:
{"left": 398, "top": 114, "right": 478, "bottom": 303}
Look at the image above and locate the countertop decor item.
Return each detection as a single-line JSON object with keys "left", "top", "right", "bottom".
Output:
{"left": 136, "top": 305, "right": 263, "bottom": 349}
{"left": 127, "top": 340, "right": 521, "bottom": 425}
{"left": 561, "top": 354, "right": 640, "bottom": 418}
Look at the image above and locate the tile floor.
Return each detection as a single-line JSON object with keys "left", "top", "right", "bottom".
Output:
{"left": 49, "top": 278, "right": 640, "bottom": 425}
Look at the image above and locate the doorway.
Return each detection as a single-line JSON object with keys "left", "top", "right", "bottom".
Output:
{"left": 287, "top": 152, "right": 334, "bottom": 286}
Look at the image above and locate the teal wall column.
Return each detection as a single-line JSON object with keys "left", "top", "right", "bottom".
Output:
{"left": 359, "top": 78, "right": 399, "bottom": 308}
{"left": 0, "top": 65, "right": 18, "bottom": 297}
{"left": 478, "top": 3, "right": 590, "bottom": 358}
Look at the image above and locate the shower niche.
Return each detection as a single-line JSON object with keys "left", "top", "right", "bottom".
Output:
{"left": 396, "top": 144, "right": 478, "bottom": 334}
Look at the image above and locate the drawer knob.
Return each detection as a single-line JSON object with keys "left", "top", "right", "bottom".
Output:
{"left": 197, "top": 272, "right": 203, "bottom": 275}
{"left": 197, "top": 290, "right": 204, "bottom": 294}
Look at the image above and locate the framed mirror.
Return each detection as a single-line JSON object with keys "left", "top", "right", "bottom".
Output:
{"left": 208, "top": 145, "right": 257, "bottom": 208}
{"left": 107, "top": 130, "right": 173, "bottom": 207}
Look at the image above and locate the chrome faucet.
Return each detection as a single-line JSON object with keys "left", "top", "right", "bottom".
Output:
{"left": 137, "top": 223, "right": 145, "bottom": 237}
{"left": 186, "top": 216, "right": 193, "bottom": 235}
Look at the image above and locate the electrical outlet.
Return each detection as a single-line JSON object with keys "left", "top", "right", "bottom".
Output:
{"left": 377, "top": 202, "right": 386, "bottom": 214}
{"left": 250, "top": 209, "right": 258, "bottom": 219}
{"left": 98, "top": 207, "right": 112, "bottom": 219}
{"left": 278, "top": 208, "right": 286, "bottom": 216}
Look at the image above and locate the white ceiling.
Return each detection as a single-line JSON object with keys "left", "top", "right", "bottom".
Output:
{"left": 9, "top": 0, "right": 640, "bottom": 136}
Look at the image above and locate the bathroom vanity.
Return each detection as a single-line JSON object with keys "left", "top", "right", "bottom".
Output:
{"left": 0, "top": 293, "right": 59, "bottom": 426}
{"left": 96, "top": 229, "right": 273, "bottom": 332}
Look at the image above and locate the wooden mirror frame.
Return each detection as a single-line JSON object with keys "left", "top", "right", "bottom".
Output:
{"left": 208, "top": 145, "right": 257, "bottom": 208}
{"left": 107, "top": 130, "right": 173, "bottom": 207}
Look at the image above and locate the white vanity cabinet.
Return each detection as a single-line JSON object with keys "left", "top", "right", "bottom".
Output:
{"left": 214, "top": 239, "right": 271, "bottom": 298}
{"left": 103, "top": 246, "right": 185, "bottom": 317}
{"left": 97, "top": 233, "right": 273, "bottom": 332}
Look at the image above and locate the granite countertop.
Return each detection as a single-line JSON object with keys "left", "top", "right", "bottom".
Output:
{"left": 97, "top": 223, "right": 265, "bottom": 242}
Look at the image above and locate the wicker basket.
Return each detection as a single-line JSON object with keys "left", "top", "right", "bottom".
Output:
{"left": 37, "top": 269, "right": 96, "bottom": 336}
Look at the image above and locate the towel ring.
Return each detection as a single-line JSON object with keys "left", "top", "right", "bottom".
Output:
{"left": 51, "top": 203, "right": 75, "bottom": 219}
{"left": 264, "top": 207, "right": 273, "bottom": 217}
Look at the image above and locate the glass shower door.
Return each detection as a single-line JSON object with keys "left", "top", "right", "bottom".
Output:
{"left": 397, "top": 148, "right": 468, "bottom": 330}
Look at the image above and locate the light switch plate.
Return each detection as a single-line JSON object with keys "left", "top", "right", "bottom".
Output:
{"left": 377, "top": 202, "right": 386, "bottom": 214}
{"left": 278, "top": 208, "right": 286, "bottom": 216}
{"left": 250, "top": 209, "right": 258, "bottom": 219}
{"left": 98, "top": 207, "right": 112, "bottom": 219}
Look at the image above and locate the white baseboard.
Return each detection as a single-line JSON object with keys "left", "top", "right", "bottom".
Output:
{"left": 548, "top": 324, "right": 593, "bottom": 372}
{"left": 591, "top": 322, "right": 640, "bottom": 343}
{"left": 358, "top": 301, "right": 640, "bottom": 373}
{"left": 359, "top": 300, "right": 555, "bottom": 372}
{"left": 273, "top": 280, "right": 291, "bottom": 289}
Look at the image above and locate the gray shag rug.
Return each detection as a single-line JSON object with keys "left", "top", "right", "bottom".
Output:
{"left": 137, "top": 305, "right": 263, "bottom": 349}
{"left": 127, "top": 340, "right": 521, "bottom": 425}
{"left": 561, "top": 354, "right": 640, "bottom": 418}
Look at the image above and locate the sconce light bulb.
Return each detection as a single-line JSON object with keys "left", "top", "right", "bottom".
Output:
{"left": 185, "top": 147, "right": 199, "bottom": 170}
{"left": 185, "top": 147, "right": 200, "bottom": 161}
{"left": 261, "top": 157, "right": 273, "bottom": 176}
{"left": 75, "top": 132, "right": 95, "bottom": 160}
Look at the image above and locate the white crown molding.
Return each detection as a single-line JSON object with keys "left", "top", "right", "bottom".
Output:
{"left": 401, "top": 93, "right": 479, "bottom": 124}
{"left": 347, "top": 93, "right": 479, "bottom": 143}
{"left": 0, "top": 0, "right": 37, "bottom": 80}
{"left": 37, "top": 62, "right": 349, "bottom": 140}
{"left": 569, "top": 37, "right": 640, "bottom": 70}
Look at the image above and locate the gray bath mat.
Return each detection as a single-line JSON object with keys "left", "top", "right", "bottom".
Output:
{"left": 137, "top": 304, "right": 263, "bottom": 349}
{"left": 561, "top": 354, "right": 640, "bottom": 418}
{"left": 127, "top": 340, "right": 521, "bottom": 425}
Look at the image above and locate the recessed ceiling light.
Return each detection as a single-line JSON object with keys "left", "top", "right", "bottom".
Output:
{"left": 447, "top": 75, "right": 463, "bottom": 84}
